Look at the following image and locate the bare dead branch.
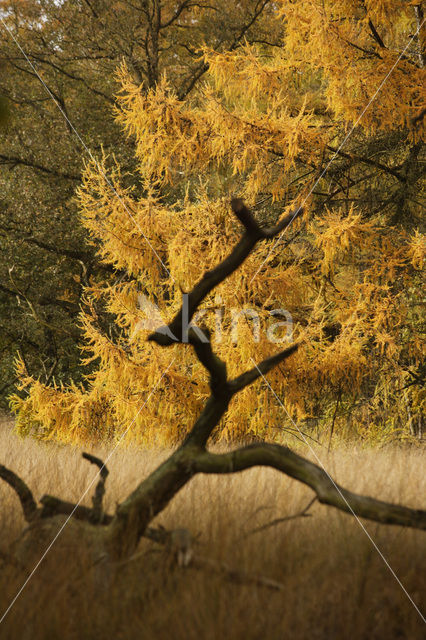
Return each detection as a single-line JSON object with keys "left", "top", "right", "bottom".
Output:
{"left": 190, "top": 555, "right": 284, "bottom": 590}
{"left": 177, "top": 0, "right": 272, "bottom": 100}
{"left": 114, "top": 526, "right": 284, "bottom": 590}
{"left": 160, "top": 0, "right": 192, "bottom": 29}
{"left": 105, "top": 196, "right": 426, "bottom": 553}
{"left": 148, "top": 200, "right": 303, "bottom": 346}
{"left": 244, "top": 497, "right": 317, "bottom": 537}
{"left": 0, "top": 465, "right": 38, "bottom": 523}
{"left": 188, "top": 328, "right": 228, "bottom": 396}
{"left": 82, "top": 453, "right": 109, "bottom": 523}
{"left": 230, "top": 197, "right": 264, "bottom": 235}
{"left": 39, "top": 494, "right": 112, "bottom": 525}
{"left": 184, "top": 340, "right": 299, "bottom": 448}
{"left": 38, "top": 493, "right": 173, "bottom": 549}
{"left": 232, "top": 198, "right": 303, "bottom": 238}
{"left": 0, "top": 152, "right": 80, "bottom": 180}
{"left": 38, "top": 494, "right": 173, "bottom": 549}
{"left": 229, "top": 343, "right": 299, "bottom": 393}
{"left": 190, "top": 446, "right": 426, "bottom": 530}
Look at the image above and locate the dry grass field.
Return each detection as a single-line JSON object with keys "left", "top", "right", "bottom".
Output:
{"left": 0, "top": 415, "right": 425, "bottom": 639}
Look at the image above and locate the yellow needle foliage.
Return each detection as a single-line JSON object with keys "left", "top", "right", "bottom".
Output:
{"left": 11, "top": 1, "right": 424, "bottom": 445}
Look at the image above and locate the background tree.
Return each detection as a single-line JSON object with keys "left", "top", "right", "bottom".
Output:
{"left": 0, "top": 0, "right": 276, "bottom": 407}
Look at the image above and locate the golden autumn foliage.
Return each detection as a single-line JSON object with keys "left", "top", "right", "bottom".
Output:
{"left": 11, "top": 0, "right": 424, "bottom": 445}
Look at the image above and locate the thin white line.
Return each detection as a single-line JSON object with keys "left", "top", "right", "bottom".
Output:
{"left": 0, "top": 358, "right": 175, "bottom": 625}
{"left": 251, "top": 359, "right": 426, "bottom": 622}
{"left": 249, "top": 19, "right": 425, "bottom": 285}
{"left": 0, "top": 17, "right": 174, "bottom": 283}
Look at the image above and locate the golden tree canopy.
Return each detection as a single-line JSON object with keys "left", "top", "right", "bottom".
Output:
{"left": 12, "top": 0, "right": 425, "bottom": 446}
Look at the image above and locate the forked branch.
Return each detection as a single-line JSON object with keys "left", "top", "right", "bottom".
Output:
{"left": 148, "top": 199, "right": 303, "bottom": 345}
{"left": 244, "top": 497, "right": 317, "bottom": 537}
{"left": 105, "top": 198, "right": 426, "bottom": 553}
{"left": 40, "top": 452, "right": 109, "bottom": 524}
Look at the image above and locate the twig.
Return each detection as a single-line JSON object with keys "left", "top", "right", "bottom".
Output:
{"left": 327, "top": 388, "right": 342, "bottom": 452}
{"left": 190, "top": 555, "right": 284, "bottom": 591}
{"left": 243, "top": 497, "right": 317, "bottom": 538}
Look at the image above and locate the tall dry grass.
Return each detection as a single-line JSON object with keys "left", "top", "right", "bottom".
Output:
{"left": 0, "top": 415, "right": 425, "bottom": 639}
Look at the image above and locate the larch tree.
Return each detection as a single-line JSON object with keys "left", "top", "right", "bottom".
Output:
{"left": 0, "top": 0, "right": 276, "bottom": 406}
{"left": 10, "top": 0, "right": 425, "bottom": 445}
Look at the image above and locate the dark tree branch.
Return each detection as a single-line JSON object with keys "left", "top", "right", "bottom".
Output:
{"left": 413, "top": 4, "right": 425, "bottom": 68}
{"left": 326, "top": 145, "right": 403, "bottom": 181}
{"left": 10, "top": 234, "right": 119, "bottom": 275}
{"left": 229, "top": 343, "right": 299, "bottom": 393}
{"left": 39, "top": 494, "right": 112, "bottom": 524}
{"left": 0, "top": 153, "right": 80, "bottom": 180}
{"left": 368, "top": 20, "right": 386, "bottom": 49}
{"left": 182, "top": 396, "right": 231, "bottom": 448}
{"left": 190, "top": 446, "right": 426, "bottom": 530}
{"left": 177, "top": 62, "right": 209, "bottom": 100}
{"left": 82, "top": 452, "right": 109, "bottom": 523}
{"left": 177, "top": 0, "right": 271, "bottom": 99}
{"left": 244, "top": 497, "right": 317, "bottom": 537}
{"left": 166, "top": 262, "right": 300, "bottom": 448}
{"left": 188, "top": 328, "right": 228, "bottom": 396}
{"left": 338, "top": 35, "right": 381, "bottom": 59}
{"left": 38, "top": 492, "right": 177, "bottom": 550}
{"left": 148, "top": 200, "right": 302, "bottom": 346}
{"left": 23, "top": 54, "right": 115, "bottom": 104}
{"left": 0, "top": 281, "right": 79, "bottom": 315}
{"left": 160, "top": 0, "right": 192, "bottom": 29}
{"left": 0, "top": 465, "right": 38, "bottom": 522}
{"left": 22, "top": 236, "right": 92, "bottom": 262}
{"left": 103, "top": 196, "right": 425, "bottom": 555}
